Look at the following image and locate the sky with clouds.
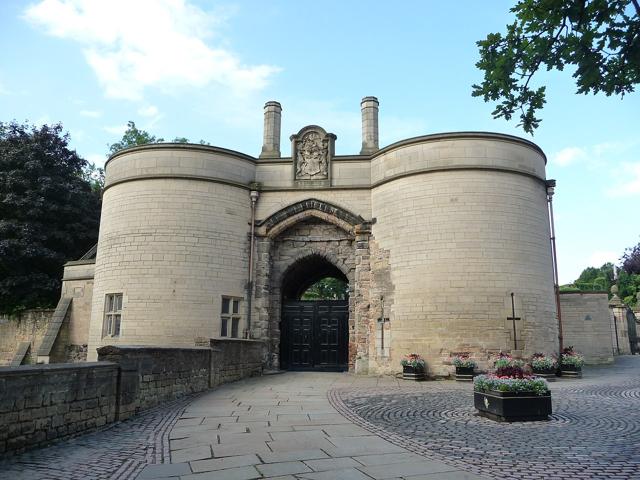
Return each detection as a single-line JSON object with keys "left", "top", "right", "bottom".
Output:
{"left": 1, "top": 0, "right": 638, "bottom": 284}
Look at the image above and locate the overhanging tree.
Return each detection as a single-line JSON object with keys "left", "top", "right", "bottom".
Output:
{"left": 0, "top": 122, "right": 101, "bottom": 314}
{"left": 473, "top": 0, "right": 640, "bottom": 133}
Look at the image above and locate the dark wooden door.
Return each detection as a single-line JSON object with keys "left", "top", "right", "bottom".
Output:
{"left": 281, "top": 301, "right": 348, "bottom": 371}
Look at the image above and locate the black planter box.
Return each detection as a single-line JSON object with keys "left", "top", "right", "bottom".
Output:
{"left": 455, "top": 366, "right": 475, "bottom": 381}
{"left": 532, "top": 369, "right": 557, "bottom": 382}
{"left": 474, "top": 390, "right": 552, "bottom": 422}
{"left": 402, "top": 365, "right": 425, "bottom": 381}
{"left": 560, "top": 364, "right": 582, "bottom": 378}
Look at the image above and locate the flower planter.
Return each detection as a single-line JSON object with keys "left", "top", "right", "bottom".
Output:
{"left": 402, "top": 365, "right": 425, "bottom": 381}
{"left": 560, "top": 364, "right": 582, "bottom": 378}
{"left": 455, "top": 366, "right": 475, "bottom": 382}
{"left": 532, "top": 369, "right": 557, "bottom": 382}
{"left": 474, "top": 390, "right": 552, "bottom": 422}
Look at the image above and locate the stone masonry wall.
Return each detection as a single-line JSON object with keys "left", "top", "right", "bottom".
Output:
{"left": 560, "top": 292, "right": 614, "bottom": 364}
{"left": 0, "top": 310, "right": 55, "bottom": 365}
{"left": 97, "top": 346, "right": 211, "bottom": 420}
{"left": 0, "top": 363, "right": 119, "bottom": 454}
{"left": 209, "top": 339, "right": 265, "bottom": 386}
{"left": 2, "top": 343, "right": 267, "bottom": 455}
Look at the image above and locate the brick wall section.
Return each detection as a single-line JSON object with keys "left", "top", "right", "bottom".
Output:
{"left": 0, "top": 362, "right": 119, "bottom": 455}
{"left": 560, "top": 292, "right": 614, "bottom": 364}
{"left": 97, "top": 346, "right": 211, "bottom": 420}
{"left": 209, "top": 339, "right": 265, "bottom": 385}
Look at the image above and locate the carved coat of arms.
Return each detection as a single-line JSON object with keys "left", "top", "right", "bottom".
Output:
{"left": 296, "top": 132, "right": 328, "bottom": 179}
{"left": 291, "top": 126, "right": 336, "bottom": 182}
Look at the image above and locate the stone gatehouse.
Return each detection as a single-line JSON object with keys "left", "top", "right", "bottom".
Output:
{"left": 70, "top": 97, "right": 561, "bottom": 375}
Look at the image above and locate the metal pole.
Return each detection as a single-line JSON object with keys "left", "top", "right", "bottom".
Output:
{"left": 246, "top": 190, "right": 260, "bottom": 336}
{"left": 547, "top": 182, "right": 564, "bottom": 365}
{"left": 511, "top": 293, "right": 518, "bottom": 350}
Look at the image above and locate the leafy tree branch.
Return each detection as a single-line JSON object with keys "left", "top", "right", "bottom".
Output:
{"left": 473, "top": 0, "right": 640, "bottom": 133}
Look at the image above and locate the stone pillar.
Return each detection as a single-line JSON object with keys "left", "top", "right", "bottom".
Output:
{"left": 609, "top": 285, "right": 631, "bottom": 355}
{"left": 260, "top": 101, "right": 282, "bottom": 158}
{"left": 353, "top": 222, "right": 372, "bottom": 374}
{"left": 360, "top": 96, "right": 379, "bottom": 155}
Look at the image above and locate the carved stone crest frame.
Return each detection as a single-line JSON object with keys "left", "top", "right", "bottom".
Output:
{"left": 290, "top": 125, "right": 336, "bottom": 188}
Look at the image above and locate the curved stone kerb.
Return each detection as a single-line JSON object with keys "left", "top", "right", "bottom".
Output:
{"left": 257, "top": 199, "right": 365, "bottom": 238}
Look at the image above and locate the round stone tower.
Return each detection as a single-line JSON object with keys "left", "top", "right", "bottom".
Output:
{"left": 86, "top": 144, "right": 256, "bottom": 360}
{"left": 369, "top": 132, "right": 557, "bottom": 374}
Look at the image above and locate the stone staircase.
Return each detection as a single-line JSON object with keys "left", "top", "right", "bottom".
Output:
{"left": 10, "top": 341, "right": 31, "bottom": 366}
{"left": 36, "top": 297, "right": 72, "bottom": 363}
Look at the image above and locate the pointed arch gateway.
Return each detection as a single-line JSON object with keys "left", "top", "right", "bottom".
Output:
{"left": 253, "top": 199, "right": 370, "bottom": 372}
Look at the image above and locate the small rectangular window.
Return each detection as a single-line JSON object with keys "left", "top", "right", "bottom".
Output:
{"left": 222, "top": 298, "right": 230, "bottom": 314}
{"left": 231, "top": 318, "right": 239, "bottom": 338}
{"left": 220, "top": 317, "right": 228, "bottom": 337}
{"left": 103, "top": 293, "right": 123, "bottom": 337}
{"left": 220, "top": 296, "right": 243, "bottom": 338}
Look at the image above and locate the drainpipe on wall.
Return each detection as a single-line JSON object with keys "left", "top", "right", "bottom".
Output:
{"left": 546, "top": 180, "right": 564, "bottom": 365}
{"left": 246, "top": 189, "right": 260, "bottom": 338}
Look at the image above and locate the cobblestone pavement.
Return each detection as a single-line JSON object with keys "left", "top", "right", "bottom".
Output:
{"left": 0, "top": 396, "right": 194, "bottom": 480}
{"left": 330, "top": 356, "right": 640, "bottom": 480}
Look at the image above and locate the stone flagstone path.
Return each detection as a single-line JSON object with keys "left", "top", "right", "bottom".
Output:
{"left": 149, "top": 372, "right": 484, "bottom": 479}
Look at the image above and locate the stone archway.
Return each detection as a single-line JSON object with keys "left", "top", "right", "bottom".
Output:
{"left": 251, "top": 199, "right": 372, "bottom": 372}
{"left": 279, "top": 254, "right": 349, "bottom": 371}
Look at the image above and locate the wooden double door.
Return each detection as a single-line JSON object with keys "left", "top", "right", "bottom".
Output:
{"left": 281, "top": 300, "right": 349, "bottom": 371}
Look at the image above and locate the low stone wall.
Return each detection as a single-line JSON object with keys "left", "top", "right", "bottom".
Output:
{"left": 97, "top": 346, "right": 211, "bottom": 420}
{"left": 210, "top": 339, "right": 265, "bottom": 386}
{"left": 560, "top": 292, "right": 614, "bottom": 364}
{"left": 0, "top": 362, "right": 119, "bottom": 455}
{"left": 1, "top": 342, "right": 267, "bottom": 455}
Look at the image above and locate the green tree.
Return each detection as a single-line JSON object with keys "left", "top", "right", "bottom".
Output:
{"left": 473, "top": 0, "right": 640, "bottom": 133}
{"left": 301, "top": 277, "right": 348, "bottom": 300}
{"left": 0, "top": 121, "right": 101, "bottom": 314}
{"left": 565, "top": 261, "right": 639, "bottom": 307}
{"left": 108, "top": 121, "right": 164, "bottom": 155}
{"left": 108, "top": 122, "right": 211, "bottom": 155}
{"left": 621, "top": 237, "right": 640, "bottom": 274}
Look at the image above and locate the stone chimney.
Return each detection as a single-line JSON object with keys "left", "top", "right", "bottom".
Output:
{"left": 360, "top": 96, "right": 379, "bottom": 155}
{"left": 260, "top": 101, "right": 282, "bottom": 158}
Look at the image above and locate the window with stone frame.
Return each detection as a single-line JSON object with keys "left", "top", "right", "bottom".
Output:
{"left": 103, "top": 293, "right": 123, "bottom": 337}
{"left": 220, "top": 297, "right": 242, "bottom": 338}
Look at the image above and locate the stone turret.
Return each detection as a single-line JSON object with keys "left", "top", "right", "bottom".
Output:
{"left": 260, "top": 101, "right": 282, "bottom": 158}
{"left": 360, "top": 96, "right": 379, "bottom": 155}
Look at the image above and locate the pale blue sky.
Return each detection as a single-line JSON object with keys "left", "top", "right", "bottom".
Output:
{"left": 1, "top": 0, "right": 638, "bottom": 284}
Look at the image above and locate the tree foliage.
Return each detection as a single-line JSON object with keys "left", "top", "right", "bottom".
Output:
{"left": 108, "top": 122, "right": 211, "bottom": 155}
{"left": 563, "top": 261, "right": 639, "bottom": 306}
{"left": 108, "top": 121, "right": 164, "bottom": 155}
{"left": 301, "top": 277, "right": 348, "bottom": 300}
{"left": 0, "top": 122, "right": 101, "bottom": 314}
{"left": 473, "top": 0, "right": 640, "bottom": 133}
{"left": 621, "top": 238, "right": 640, "bottom": 274}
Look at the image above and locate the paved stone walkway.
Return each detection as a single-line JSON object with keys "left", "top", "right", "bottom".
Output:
{"left": 150, "top": 373, "right": 483, "bottom": 480}
{"left": 1, "top": 358, "right": 638, "bottom": 479}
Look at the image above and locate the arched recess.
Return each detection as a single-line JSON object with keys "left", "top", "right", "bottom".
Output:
{"left": 281, "top": 253, "right": 348, "bottom": 301}
{"left": 279, "top": 254, "right": 350, "bottom": 371}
